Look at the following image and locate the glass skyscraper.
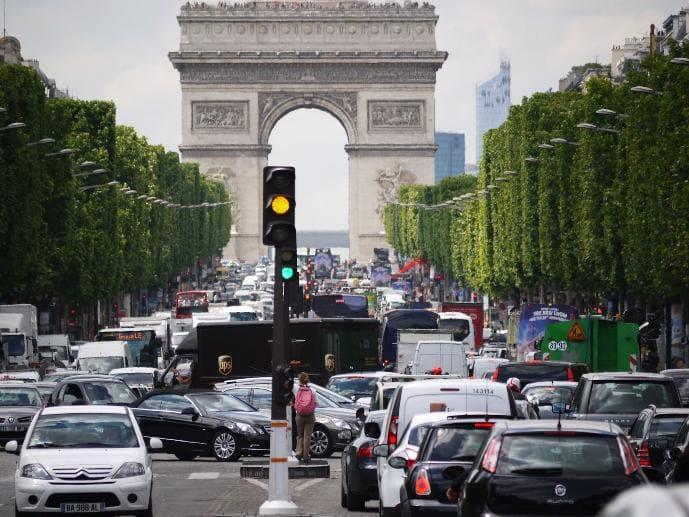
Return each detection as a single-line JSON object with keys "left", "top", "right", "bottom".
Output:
{"left": 476, "top": 60, "right": 511, "bottom": 163}
{"left": 435, "top": 132, "right": 465, "bottom": 183}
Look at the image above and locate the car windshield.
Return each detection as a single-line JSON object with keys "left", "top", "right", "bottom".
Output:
{"left": 230, "top": 312, "right": 257, "bottom": 321}
{"left": 522, "top": 386, "right": 576, "bottom": 406}
{"left": 666, "top": 374, "right": 689, "bottom": 401}
{"left": 425, "top": 426, "right": 491, "bottom": 461}
{"left": 496, "top": 434, "right": 625, "bottom": 476}
{"left": 83, "top": 382, "right": 136, "bottom": 404}
{"left": 589, "top": 381, "right": 677, "bottom": 414}
{"left": 0, "top": 387, "right": 42, "bottom": 406}
{"left": 113, "top": 373, "right": 154, "bottom": 386}
{"left": 497, "top": 364, "right": 572, "bottom": 384}
{"left": 191, "top": 393, "right": 255, "bottom": 412}
{"left": 4, "top": 335, "right": 25, "bottom": 356}
{"left": 650, "top": 417, "right": 687, "bottom": 438}
{"left": 406, "top": 424, "right": 431, "bottom": 447}
{"left": 79, "top": 356, "right": 125, "bottom": 374}
{"left": 327, "top": 376, "right": 378, "bottom": 398}
{"left": 28, "top": 413, "right": 139, "bottom": 448}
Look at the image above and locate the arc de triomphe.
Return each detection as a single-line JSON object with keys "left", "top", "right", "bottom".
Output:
{"left": 170, "top": 1, "right": 446, "bottom": 261}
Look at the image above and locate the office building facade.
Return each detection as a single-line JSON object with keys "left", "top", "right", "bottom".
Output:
{"left": 475, "top": 60, "right": 511, "bottom": 163}
{"left": 434, "top": 132, "right": 465, "bottom": 183}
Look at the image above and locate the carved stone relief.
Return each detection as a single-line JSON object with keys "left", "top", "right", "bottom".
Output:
{"left": 258, "top": 91, "right": 357, "bottom": 127}
{"left": 192, "top": 101, "right": 248, "bottom": 132}
{"left": 368, "top": 100, "right": 424, "bottom": 130}
{"left": 375, "top": 165, "right": 418, "bottom": 223}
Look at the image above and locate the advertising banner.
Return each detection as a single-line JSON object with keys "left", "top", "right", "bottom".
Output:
{"left": 371, "top": 266, "right": 392, "bottom": 287}
{"left": 313, "top": 249, "right": 333, "bottom": 279}
{"left": 373, "top": 247, "right": 390, "bottom": 264}
{"left": 517, "top": 303, "right": 579, "bottom": 359}
{"left": 391, "top": 280, "right": 413, "bottom": 295}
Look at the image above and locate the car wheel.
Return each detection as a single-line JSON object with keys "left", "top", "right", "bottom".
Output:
{"left": 213, "top": 430, "right": 241, "bottom": 461}
{"left": 174, "top": 452, "right": 198, "bottom": 461}
{"left": 310, "top": 425, "right": 333, "bottom": 458}
{"left": 347, "top": 483, "right": 366, "bottom": 511}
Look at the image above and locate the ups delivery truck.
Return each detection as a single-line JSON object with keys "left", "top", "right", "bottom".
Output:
{"left": 158, "top": 318, "right": 379, "bottom": 389}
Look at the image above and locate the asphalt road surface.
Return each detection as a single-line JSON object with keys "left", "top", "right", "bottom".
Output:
{"left": 0, "top": 451, "right": 374, "bottom": 516}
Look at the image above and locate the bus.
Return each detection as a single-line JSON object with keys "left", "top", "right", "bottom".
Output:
{"left": 312, "top": 294, "right": 369, "bottom": 319}
{"left": 96, "top": 328, "right": 159, "bottom": 368}
{"left": 175, "top": 290, "right": 209, "bottom": 319}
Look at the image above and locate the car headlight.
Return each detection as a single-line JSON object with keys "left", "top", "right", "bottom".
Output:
{"left": 21, "top": 464, "right": 52, "bottom": 480}
{"left": 333, "top": 419, "right": 352, "bottom": 430}
{"left": 229, "top": 421, "right": 257, "bottom": 435}
{"left": 316, "top": 415, "right": 333, "bottom": 425}
{"left": 112, "top": 462, "right": 145, "bottom": 479}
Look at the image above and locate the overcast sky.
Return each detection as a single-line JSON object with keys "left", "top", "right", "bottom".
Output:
{"left": 8, "top": 0, "right": 680, "bottom": 230}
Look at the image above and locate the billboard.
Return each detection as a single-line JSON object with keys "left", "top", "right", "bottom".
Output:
{"left": 370, "top": 266, "right": 392, "bottom": 287}
{"left": 313, "top": 249, "right": 333, "bottom": 279}
{"left": 391, "top": 280, "right": 413, "bottom": 295}
{"left": 517, "top": 303, "right": 578, "bottom": 360}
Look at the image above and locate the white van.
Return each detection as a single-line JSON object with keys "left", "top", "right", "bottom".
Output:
{"left": 437, "top": 311, "right": 475, "bottom": 349}
{"left": 37, "top": 334, "right": 72, "bottom": 366}
{"left": 76, "top": 341, "right": 134, "bottom": 374}
{"left": 471, "top": 357, "right": 509, "bottom": 379}
{"left": 410, "top": 340, "right": 469, "bottom": 376}
{"left": 241, "top": 275, "right": 258, "bottom": 290}
{"left": 373, "top": 379, "right": 515, "bottom": 515}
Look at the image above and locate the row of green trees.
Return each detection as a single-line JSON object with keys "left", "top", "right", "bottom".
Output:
{"left": 0, "top": 63, "right": 231, "bottom": 305}
{"left": 385, "top": 43, "right": 689, "bottom": 303}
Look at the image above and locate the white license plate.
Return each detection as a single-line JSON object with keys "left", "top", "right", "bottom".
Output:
{"left": 60, "top": 502, "right": 105, "bottom": 513}
{"left": 0, "top": 425, "right": 19, "bottom": 432}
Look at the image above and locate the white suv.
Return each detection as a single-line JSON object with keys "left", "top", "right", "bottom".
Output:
{"left": 6, "top": 405, "right": 162, "bottom": 515}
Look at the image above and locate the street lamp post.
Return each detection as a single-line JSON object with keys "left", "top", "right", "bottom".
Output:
{"left": 631, "top": 85, "right": 662, "bottom": 95}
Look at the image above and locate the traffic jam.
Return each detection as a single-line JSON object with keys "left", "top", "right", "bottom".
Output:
{"left": 1, "top": 268, "right": 688, "bottom": 516}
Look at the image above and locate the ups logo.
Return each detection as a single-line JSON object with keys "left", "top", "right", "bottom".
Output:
{"left": 218, "top": 355, "right": 233, "bottom": 376}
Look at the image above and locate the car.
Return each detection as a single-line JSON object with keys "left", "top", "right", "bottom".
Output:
{"left": 341, "top": 410, "right": 387, "bottom": 511}
{"left": 492, "top": 360, "right": 589, "bottom": 388}
{"left": 0, "top": 382, "right": 43, "bottom": 446}
{"left": 660, "top": 368, "right": 689, "bottom": 407}
{"left": 520, "top": 381, "right": 578, "bottom": 419}
{"left": 600, "top": 483, "right": 689, "bottom": 517}
{"left": 219, "top": 382, "right": 360, "bottom": 458}
{"left": 399, "top": 416, "right": 509, "bottom": 516}
{"left": 5, "top": 405, "right": 162, "bottom": 516}
{"left": 0, "top": 370, "right": 41, "bottom": 383}
{"left": 327, "top": 372, "right": 393, "bottom": 402}
{"left": 109, "top": 367, "right": 158, "bottom": 389}
{"left": 131, "top": 389, "right": 270, "bottom": 461}
{"left": 458, "top": 419, "right": 648, "bottom": 517}
{"left": 568, "top": 372, "right": 682, "bottom": 432}
{"left": 32, "top": 382, "right": 56, "bottom": 405}
{"left": 48, "top": 375, "right": 138, "bottom": 407}
{"left": 41, "top": 371, "right": 92, "bottom": 383}
{"left": 627, "top": 405, "right": 689, "bottom": 483}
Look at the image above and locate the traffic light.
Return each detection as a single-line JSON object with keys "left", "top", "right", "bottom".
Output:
{"left": 67, "top": 307, "right": 77, "bottom": 329}
{"left": 262, "top": 166, "right": 295, "bottom": 247}
{"left": 279, "top": 247, "right": 298, "bottom": 283}
{"left": 274, "top": 364, "right": 295, "bottom": 406}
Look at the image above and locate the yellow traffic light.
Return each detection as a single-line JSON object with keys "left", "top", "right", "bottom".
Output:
{"left": 271, "top": 195, "right": 290, "bottom": 215}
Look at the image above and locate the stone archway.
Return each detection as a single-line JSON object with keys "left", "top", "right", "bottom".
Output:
{"left": 170, "top": 1, "right": 446, "bottom": 261}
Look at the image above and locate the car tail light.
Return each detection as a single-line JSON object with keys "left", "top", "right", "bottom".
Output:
{"left": 414, "top": 468, "right": 432, "bottom": 496}
{"left": 474, "top": 422, "right": 495, "bottom": 430}
{"left": 357, "top": 443, "right": 373, "bottom": 459}
{"left": 388, "top": 415, "right": 399, "bottom": 447}
{"left": 618, "top": 437, "right": 640, "bottom": 475}
{"left": 492, "top": 369, "right": 499, "bottom": 381}
{"left": 637, "top": 440, "right": 651, "bottom": 467}
{"left": 567, "top": 368, "right": 575, "bottom": 382}
{"left": 481, "top": 436, "right": 502, "bottom": 473}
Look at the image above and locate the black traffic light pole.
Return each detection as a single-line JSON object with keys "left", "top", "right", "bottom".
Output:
{"left": 271, "top": 250, "right": 288, "bottom": 421}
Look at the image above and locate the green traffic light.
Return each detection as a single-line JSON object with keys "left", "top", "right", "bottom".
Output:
{"left": 281, "top": 266, "right": 295, "bottom": 281}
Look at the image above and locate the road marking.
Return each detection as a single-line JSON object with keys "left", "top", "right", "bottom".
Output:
{"left": 294, "top": 478, "right": 324, "bottom": 492}
{"left": 244, "top": 478, "right": 269, "bottom": 491}
{"left": 188, "top": 472, "right": 220, "bottom": 480}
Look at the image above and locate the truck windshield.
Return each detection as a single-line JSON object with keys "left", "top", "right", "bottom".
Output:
{"left": 79, "top": 356, "right": 125, "bottom": 374}
{"left": 39, "top": 346, "right": 69, "bottom": 362}
{"left": 4, "top": 335, "right": 25, "bottom": 356}
{"left": 97, "top": 330, "right": 156, "bottom": 367}
{"left": 438, "top": 319, "right": 471, "bottom": 341}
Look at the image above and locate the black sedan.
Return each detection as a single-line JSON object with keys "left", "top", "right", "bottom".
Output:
{"left": 400, "top": 417, "right": 507, "bottom": 516}
{"left": 341, "top": 410, "right": 386, "bottom": 511}
{"left": 458, "top": 420, "right": 648, "bottom": 516}
{"left": 131, "top": 389, "right": 270, "bottom": 461}
{"left": 0, "top": 383, "right": 43, "bottom": 445}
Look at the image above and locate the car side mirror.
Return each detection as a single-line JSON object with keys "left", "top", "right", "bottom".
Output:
{"left": 373, "top": 444, "right": 390, "bottom": 458}
{"left": 388, "top": 456, "right": 406, "bottom": 469}
{"left": 364, "top": 422, "right": 380, "bottom": 439}
{"left": 181, "top": 407, "right": 198, "bottom": 417}
{"left": 149, "top": 437, "right": 163, "bottom": 451}
{"left": 4, "top": 440, "right": 18, "bottom": 454}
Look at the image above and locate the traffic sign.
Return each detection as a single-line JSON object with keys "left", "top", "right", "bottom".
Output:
{"left": 566, "top": 321, "right": 586, "bottom": 341}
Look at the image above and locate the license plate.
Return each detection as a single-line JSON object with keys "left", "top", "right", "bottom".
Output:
{"left": 0, "top": 425, "right": 18, "bottom": 432}
{"left": 60, "top": 502, "right": 105, "bottom": 513}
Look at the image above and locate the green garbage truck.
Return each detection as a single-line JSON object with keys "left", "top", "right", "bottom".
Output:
{"left": 540, "top": 317, "right": 639, "bottom": 372}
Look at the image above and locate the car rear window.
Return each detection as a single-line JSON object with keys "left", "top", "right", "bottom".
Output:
{"left": 496, "top": 434, "right": 624, "bottom": 476}
{"left": 497, "top": 364, "right": 575, "bottom": 385}
{"left": 650, "top": 416, "right": 687, "bottom": 438}
{"left": 588, "top": 381, "right": 679, "bottom": 414}
{"left": 522, "top": 385, "right": 576, "bottom": 406}
{"left": 424, "top": 426, "right": 491, "bottom": 461}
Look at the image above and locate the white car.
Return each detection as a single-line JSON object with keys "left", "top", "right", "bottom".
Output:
{"left": 6, "top": 405, "right": 162, "bottom": 516}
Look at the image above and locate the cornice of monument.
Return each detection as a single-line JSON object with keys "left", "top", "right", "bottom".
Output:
{"left": 169, "top": 49, "right": 447, "bottom": 64}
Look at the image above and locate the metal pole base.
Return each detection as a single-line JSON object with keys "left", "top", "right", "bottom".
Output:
{"left": 259, "top": 421, "right": 299, "bottom": 516}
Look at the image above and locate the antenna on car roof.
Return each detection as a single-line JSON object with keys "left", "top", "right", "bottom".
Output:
{"left": 484, "top": 383, "right": 489, "bottom": 422}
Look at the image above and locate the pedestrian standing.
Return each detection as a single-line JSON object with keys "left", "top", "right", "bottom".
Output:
{"left": 294, "top": 372, "right": 317, "bottom": 464}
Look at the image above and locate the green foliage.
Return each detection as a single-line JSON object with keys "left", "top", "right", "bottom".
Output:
{"left": 0, "top": 63, "right": 231, "bottom": 304}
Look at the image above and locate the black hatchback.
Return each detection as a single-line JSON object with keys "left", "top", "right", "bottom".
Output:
{"left": 492, "top": 361, "right": 589, "bottom": 388}
{"left": 458, "top": 420, "right": 648, "bottom": 516}
{"left": 400, "top": 417, "right": 507, "bottom": 516}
